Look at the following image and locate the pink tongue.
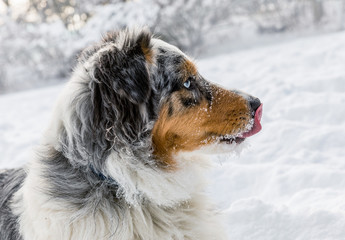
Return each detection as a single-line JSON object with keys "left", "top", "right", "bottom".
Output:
{"left": 241, "top": 104, "right": 263, "bottom": 138}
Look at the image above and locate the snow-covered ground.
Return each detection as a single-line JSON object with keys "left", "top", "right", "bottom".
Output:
{"left": 1, "top": 31, "right": 345, "bottom": 239}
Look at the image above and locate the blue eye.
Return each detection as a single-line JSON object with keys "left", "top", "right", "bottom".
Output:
{"left": 183, "top": 80, "right": 191, "bottom": 89}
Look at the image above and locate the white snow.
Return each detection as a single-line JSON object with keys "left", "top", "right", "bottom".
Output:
{"left": 1, "top": 31, "right": 345, "bottom": 239}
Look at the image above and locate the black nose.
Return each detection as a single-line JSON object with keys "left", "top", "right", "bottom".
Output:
{"left": 249, "top": 97, "right": 261, "bottom": 112}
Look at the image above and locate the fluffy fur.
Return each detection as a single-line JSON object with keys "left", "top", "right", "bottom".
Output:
{"left": 0, "top": 28, "right": 261, "bottom": 240}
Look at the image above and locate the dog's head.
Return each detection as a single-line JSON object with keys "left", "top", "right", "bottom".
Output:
{"left": 58, "top": 28, "right": 262, "bottom": 169}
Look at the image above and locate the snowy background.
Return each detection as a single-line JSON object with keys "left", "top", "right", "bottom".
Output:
{"left": 1, "top": 0, "right": 345, "bottom": 239}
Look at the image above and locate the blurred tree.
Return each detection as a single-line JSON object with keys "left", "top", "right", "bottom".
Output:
{"left": 22, "top": 0, "right": 126, "bottom": 29}
{"left": 311, "top": 0, "right": 324, "bottom": 23}
{"left": 1, "top": 0, "right": 344, "bottom": 93}
{"left": 25, "top": 0, "right": 82, "bottom": 29}
{"left": 153, "top": 0, "right": 233, "bottom": 55}
{"left": 341, "top": 0, "right": 345, "bottom": 29}
{"left": 246, "top": 0, "right": 292, "bottom": 33}
{"left": 2, "top": 0, "right": 9, "bottom": 7}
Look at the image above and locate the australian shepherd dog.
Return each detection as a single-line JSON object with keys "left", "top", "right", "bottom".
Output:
{"left": 0, "top": 28, "right": 262, "bottom": 240}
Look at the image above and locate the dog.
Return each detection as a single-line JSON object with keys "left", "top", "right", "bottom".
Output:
{"left": 0, "top": 28, "right": 262, "bottom": 240}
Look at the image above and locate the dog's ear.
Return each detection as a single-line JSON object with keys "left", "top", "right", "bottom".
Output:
{"left": 89, "top": 30, "right": 153, "bottom": 144}
{"left": 93, "top": 31, "right": 152, "bottom": 105}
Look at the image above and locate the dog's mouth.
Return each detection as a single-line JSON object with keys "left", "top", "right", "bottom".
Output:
{"left": 219, "top": 104, "right": 263, "bottom": 145}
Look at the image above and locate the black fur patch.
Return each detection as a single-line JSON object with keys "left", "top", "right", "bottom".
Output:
{"left": 0, "top": 168, "right": 26, "bottom": 240}
{"left": 180, "top": 97, "right": 199, "bottom": 107}
{"left": 168, "top": 101, "right": 174, "bottom": 117}
{"left": 93, "top": 46, "right": 150, "bottom": 105}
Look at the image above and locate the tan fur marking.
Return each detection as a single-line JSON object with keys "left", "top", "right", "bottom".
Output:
{"left": 152, "top": 84, "right": 251, "bottom": 169}
{"left": 141, "top": 44, "right": 153, "bottom": 64}
{"left": 182, "top": 59, "right": 197, "bottom": 77}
